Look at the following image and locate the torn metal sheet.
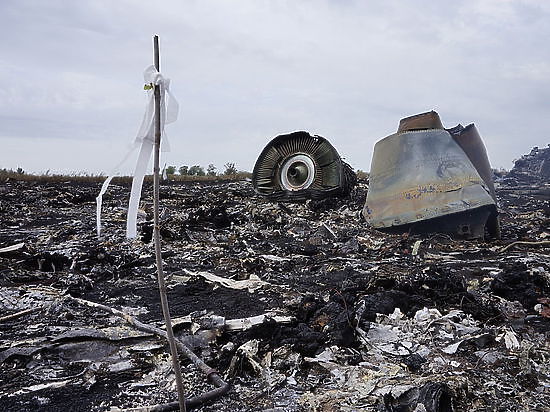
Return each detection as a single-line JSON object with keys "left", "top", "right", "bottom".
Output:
{"left": 363, "top": 111, "right": 499, "bottom": 239}
{"left": 0, "top": 286, "right": 59, "bottom": 312}
{"left": 6, "top": 380, "right": 73, "bottom": 398}
{"left": 252, "top": 131, "right": 356, "bottom": 201}
{"left": 447, "top": 123, "right": 496, "bottom": 202}
{"left": 51, "top": 327, "right": 153, "bottom": 342}
{"left": 225, "top": 313, "right": 294, "bottom": 331}
{"left": 183, "top": 269, "right": 270, "bottom": 292}
{"left": 0, "top": 242, "right": 25, "bottom": 254}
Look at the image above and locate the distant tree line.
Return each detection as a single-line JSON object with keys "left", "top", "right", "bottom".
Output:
{"left": 164, "top": 163, "right": 238, "bottom": 177}
{"left": 1, "top": 167, "right": 25, "bottom": 174}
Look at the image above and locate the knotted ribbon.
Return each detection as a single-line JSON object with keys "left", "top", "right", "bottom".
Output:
{"left": 96, "top": 65, "right": 178, "bottom": 239}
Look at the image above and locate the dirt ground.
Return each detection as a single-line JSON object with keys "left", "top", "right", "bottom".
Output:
{"left": 0, "top": 160, "right": 549, "bottom": 411}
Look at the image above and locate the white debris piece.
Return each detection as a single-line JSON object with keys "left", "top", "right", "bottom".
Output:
{"left": 497, "top": 328, "right": 521, "bottom": 351}
{"left": 0, "top": 242, "right": 25, "bottom": 253}
{"left": 225, "top": 313, "right": 294, "bottom": 331}
{"left": 184, "top": 269, "right": 270, "bottom": 292}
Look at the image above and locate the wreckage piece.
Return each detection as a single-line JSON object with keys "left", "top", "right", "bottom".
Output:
{"left": 225, "top": 313, "right": 295, "bottom": 331}
{"left": 446, "top": 124, "right": 496, "bottom": 202}
{"left": 383, "top": 381, "right": 453, "bottom": 412}
{"left": 363, "top": 111, "right": 500, "bottom": 239}
{"left": 507, "top": 145, "right": 550, "bottom": 184}
{"left": 252, "top": 131, "right": 356, "bottom": 201}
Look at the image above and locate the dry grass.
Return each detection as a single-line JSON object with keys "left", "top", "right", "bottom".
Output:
{"left": 0, "top": 169, "right": 252, "bottom": 184}
{"left": 0, "top": 169, "right": 108, "bottom": 183}
{"left": 169, "top": 171, "right": 252, "bottom": 182}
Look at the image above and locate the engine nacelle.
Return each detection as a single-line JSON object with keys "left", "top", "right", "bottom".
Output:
{"left": 252, "top": 131, "right": 356, "bottom": 201}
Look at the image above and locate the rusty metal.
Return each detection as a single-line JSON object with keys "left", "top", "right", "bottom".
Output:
{"left": 252, "top": 131, "right": 356, "bottom": 201}
{"left": 363, "top": 111, "right": 499, "bottom": 239}
{"left": 398, "top": 110, "right": 444, "bottom": 132}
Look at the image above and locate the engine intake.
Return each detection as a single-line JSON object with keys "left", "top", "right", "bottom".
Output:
{"left": 252, "top": 131, "right": 356, "bottom": 201}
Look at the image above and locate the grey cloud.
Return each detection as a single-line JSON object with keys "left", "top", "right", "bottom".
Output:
{"left": 0, "top": 0, "right": 548, "bottom": 174}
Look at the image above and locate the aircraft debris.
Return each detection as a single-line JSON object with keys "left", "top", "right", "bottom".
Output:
{"left": 252, "top": 131, "right": 357, "bottom": 201}
{"left": 363, "top": 111, "right": 500, "bottom": 239}
{"left": 0, "top": 146, "right": 548, "bottom": 411}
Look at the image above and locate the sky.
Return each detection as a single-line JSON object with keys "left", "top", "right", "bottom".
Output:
{"left": 1, "top": 0, "right": 549, "bottom": 175}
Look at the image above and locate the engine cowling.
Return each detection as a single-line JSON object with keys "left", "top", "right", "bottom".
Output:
{"left": 252, "top": 131, "right": 356, "bottom": 201}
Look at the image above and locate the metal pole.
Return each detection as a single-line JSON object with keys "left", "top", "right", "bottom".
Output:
{"left": 152, "top": 34, "right": 187, "bottom": 412}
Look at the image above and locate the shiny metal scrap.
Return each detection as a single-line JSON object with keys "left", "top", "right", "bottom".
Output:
{"left": 363, "top": 111, "right": 499, "bottom": 239}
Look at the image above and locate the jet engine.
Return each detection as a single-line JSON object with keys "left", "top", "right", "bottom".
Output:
{"left": 252, "top": 131, "right": 356, "bottom": 201}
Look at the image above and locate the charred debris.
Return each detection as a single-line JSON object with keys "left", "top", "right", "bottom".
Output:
{"left": 1, "top": 114, "right": 549, "bottom": 411}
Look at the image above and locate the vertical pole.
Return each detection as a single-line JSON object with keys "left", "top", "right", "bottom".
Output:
{"left": 152, "top": 35, "right": 187, "bottom": 412}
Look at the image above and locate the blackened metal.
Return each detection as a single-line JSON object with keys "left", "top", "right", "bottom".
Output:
{"left": 377, "top": 206, "right": 495, "bottom": 240}
{"left": 383, "top": 381, "right": 453, "bottom": 412}
{"left": 140, "top": 324, "right": 230, "bottom": 411}
{"left": 252, "top": 131, "right": 356, "bottom": 201}
{"left": 448, "top": 123, "right": 500, "bottom": 238}
{"left": 507, "top": 145, "right": 550, "bottom": 184}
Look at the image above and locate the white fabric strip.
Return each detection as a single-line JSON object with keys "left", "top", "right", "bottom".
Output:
{"left": 96, "top": 175, "right": 116, "bottom": 238}
{"left": 95, "top": 146, "right": 137, "bottom": 238}
{"left": 96, "top": 65, "right": 178, "bottom": 239}
{"left": 125, "top": 65, "right": 178, "bottom": 238}
{"left": 125, "top": 140, "right": 154, "bottom": 238}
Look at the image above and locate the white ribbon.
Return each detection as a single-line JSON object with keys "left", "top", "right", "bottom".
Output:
{"left": 95, "top": 148, "right": 137, "bottom": 238}
{"left": 96, "top": 65, "right": 178, "bottom": 239}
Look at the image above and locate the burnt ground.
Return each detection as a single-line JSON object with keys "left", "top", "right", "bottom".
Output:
{"left": 0, "top": 173, "right": 549, "bottom": 411}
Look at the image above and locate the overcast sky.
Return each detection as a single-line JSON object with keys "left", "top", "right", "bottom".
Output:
{"left": 1, "top": 0, "right": 549, "bottom": 175}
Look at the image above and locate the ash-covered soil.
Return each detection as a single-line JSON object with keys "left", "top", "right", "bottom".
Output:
{"left": 0, "top": 167, "right": 549, "bottom": 411}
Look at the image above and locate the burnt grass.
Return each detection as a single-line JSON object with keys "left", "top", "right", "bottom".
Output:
{"left": 0, "top": 176, "right": 549, "bottom": 411}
